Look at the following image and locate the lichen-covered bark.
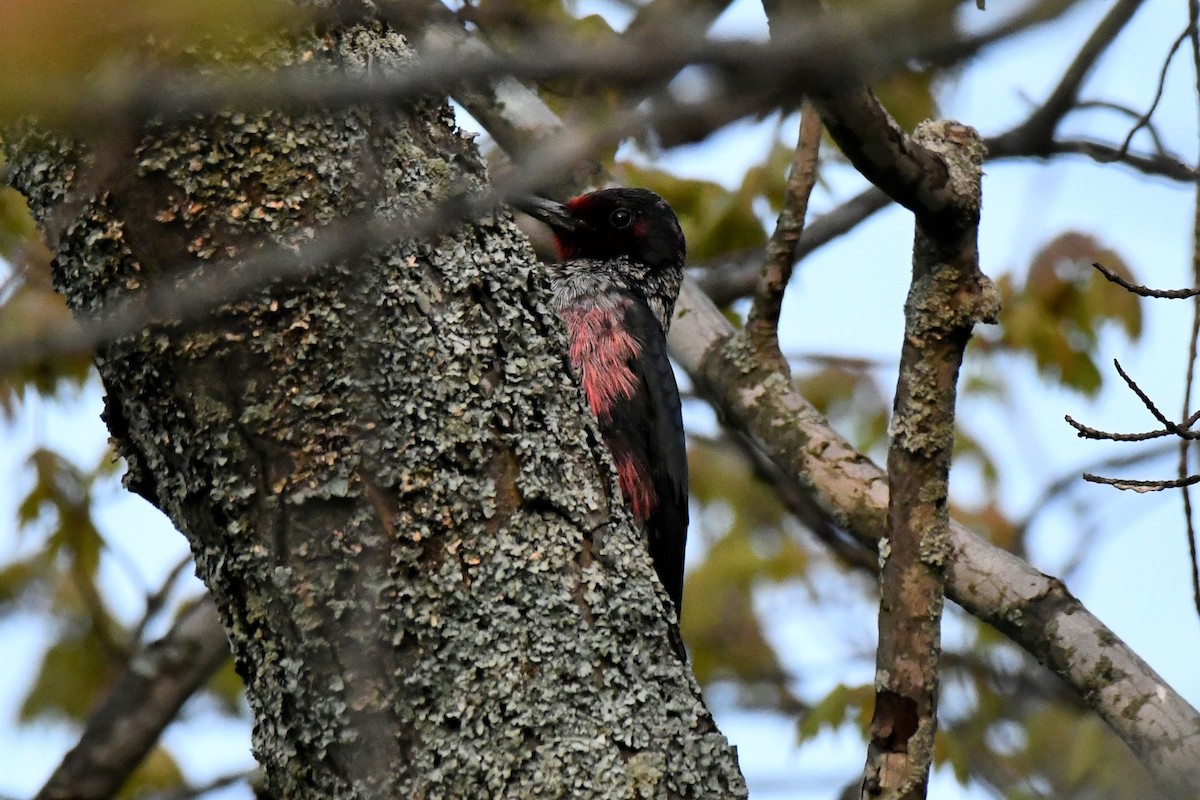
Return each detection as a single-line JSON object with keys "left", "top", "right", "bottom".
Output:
{"left": 862, "top": 121, "right": 996, "bottom": 800}
{"left": 2, "top": 21, "right": 745, "bottom": 800}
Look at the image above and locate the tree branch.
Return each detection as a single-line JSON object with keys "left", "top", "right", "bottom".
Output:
{"left": 695, "top": 186, "right": 891, "bottom": 306}
{"left": 987, "top": 0, "right": 1147, "bottom": 155}
{"left": 856, "top": 121, "right": 995, "bottom": 800}
{"left": 668, "top": 280, "right": 1200, "bottom": 797}
{"left": 809, "top": 86, "right": 957, "bottom": 234}
{"left": 36, "top": 597, "right": 230, "bottom": 800}
{"left": 746, "top": 102, "right": 822, "bottom": 358}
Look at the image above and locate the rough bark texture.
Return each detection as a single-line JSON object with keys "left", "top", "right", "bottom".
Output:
{"left": 863, "top": 121, "right": 995, "bottom": 800}
{"left": 3, "top": 21, "right": 745, "bottom": 800}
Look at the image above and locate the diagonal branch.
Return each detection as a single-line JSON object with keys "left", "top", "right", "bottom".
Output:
{"left": 668, "top": 279, "right": 1200, "bottom": 797}
{"left": 988, "top": 0, "right": 1147, "bottom": 155}
{"left": 36, "top": 597, "right": 230, "bottom": 800}
{"left": 809, "top": 86, "right": 957, "bottom": 234}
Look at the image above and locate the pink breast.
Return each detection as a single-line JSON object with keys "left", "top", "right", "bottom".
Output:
{"left": 559, "top": 304, "right": 640, "bottom": 420}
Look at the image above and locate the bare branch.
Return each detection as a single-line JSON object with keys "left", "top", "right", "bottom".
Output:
{"left": 147, "top": 768, "right": 260, "bottom": 800}
{"left": 695, "top": 186, "right": 891, "bottom": 306}
{"left": 1117, "top": 26, "right": 1190, "bottom": 159}
{"left": 1014, "top": 442, "right": 1177, "bottom": 538}
{"left": 1113, "top": 359, "right": 1195, "bottom": 435}
{"left": 1064, "top": 414, "right": 1173, "bottom": 442}
{"left": 13, "top": 6, "right": 1051, "bottom": 135}
{"left": 1046, "top": 139, "right": 1195, "bottom": 179}
{"left": 988, "top": 0, "right": 1147, "bottom": 154}
{"left": 1083, "top": 472, "right": 1200, "bottom": 491}
{"left": 860, "top": 121, "right": 993, "bottom": 800}
{"left": 1182, "top": 0, "right": 1200, "bottom": 619}
{"left": 810, "top": 86, "right": 959, "bottom": 234}
{"left": 1092, "top": 260, "right": 1200, "bottom": 298}
{"left": 36, "top": 597, "right": 230, "bottom": 800}
{"left": 746, "top": 102, "right": 822, "bottom": 356}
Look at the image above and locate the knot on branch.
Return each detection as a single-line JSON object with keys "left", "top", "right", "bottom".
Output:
{"left": 906, "top": 266, "right": 999, "bottom": 342}
{"left": 913, "top": 119, "right": 985, "bottom": 230}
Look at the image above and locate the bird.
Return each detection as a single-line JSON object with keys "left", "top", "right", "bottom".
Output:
{"left": 514, "top": 188, "right": 689, "bottom": 615}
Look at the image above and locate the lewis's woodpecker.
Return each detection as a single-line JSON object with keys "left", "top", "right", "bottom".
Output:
{"left": 515, "top": 188, "right": 689, "bottom": 614}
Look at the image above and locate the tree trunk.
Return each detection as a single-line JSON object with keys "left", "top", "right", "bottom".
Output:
{"left": 2, "top": 20, "right": 745, "bottom": 800}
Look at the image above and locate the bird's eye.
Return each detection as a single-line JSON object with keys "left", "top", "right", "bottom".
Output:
{"left": 609, "top": 208, "right": 633, "bottom": 229}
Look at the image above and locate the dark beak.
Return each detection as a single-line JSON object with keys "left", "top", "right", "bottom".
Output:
{"left": 511, "top": 195, "right": 588, "bottom": 233}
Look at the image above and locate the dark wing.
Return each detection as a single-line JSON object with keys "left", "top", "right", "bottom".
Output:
{"left": 600, "top": 294, "right": 689, "bottom": 612}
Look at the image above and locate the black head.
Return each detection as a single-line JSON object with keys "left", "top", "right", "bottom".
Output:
{"left": 514, "top": 188, "right": 686, "bottom": 272}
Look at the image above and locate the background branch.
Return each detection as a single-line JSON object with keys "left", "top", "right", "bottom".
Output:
{"left": 36, "top": 598, "right": 230, "bottom": 800}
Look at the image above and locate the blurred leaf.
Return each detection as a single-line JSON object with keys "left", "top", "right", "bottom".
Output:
{"left": 16, "top": 448, "right": 119, "bottom": 636}
{"left": 0, "top": 556, "right": 46, "bottom": 613}
{"left": 116, "top": 745, "right": 186, "bottom": 800}
{"left": 0, "top": 190, "right": 93, "bottom": 417}
{"left": 796, "top": 683, "right": 874, "bottom": 741}
{"left": 978, "top": 232, "right": 1142, "bottom": 396}
{"left": 953, "top": 426, "right": 1000, "bottom": 489}
{"left": 625, "top": 0, "right": 736, "bottom": 36}
{"left": 1021, "top": 706, "right": 1157, "bottom": 796}
{"left": 0, "top": 0, "right": 298, "bottom": 120}
{"left": 202, "top": 652, "right": 246, "bottom": 716}
{"left": 932, "top": 725, "right": 972, "bottom": 783}
{"left": 0, "top": 185, "right": 39, "bottom": 256}
{"left": 874, "top": 67, "right": 939, "bottom": 132}
{"left": 472, "top": 0, "right": 623, "bottom": 139}
{"left": 683, "top": 439, "right": 806, "bottom": 710}
{"left": 795, "top": 364, "right": 889, "bottom": 455}
{"left": 741, "top": 138, "right": 798, "bottom": 213}
{"left": 682, "top": 543, "right": 781, "bottom": 687}
{"left": 20, "top": 620, "right": 120, "bottom": 722}
{"left": 951, "top": 501, "right": 1020, "bottom": 553}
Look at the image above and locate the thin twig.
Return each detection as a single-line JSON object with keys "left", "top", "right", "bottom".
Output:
{"left": 1048, "top": 139, "right": 1195, "bottom": 180}
{"left": 147, "top": 768, "right": 260, "bottom": 800}
{"left": 1083, "top": 472, "right": 1200, "bottom": 491}
{"left": 1092, "top": 260, "right": 1200, "bottom": 298}
{"left": 1014, "top": 441, "right": 1177, "bottom": 537}
{"left": 1064, "top": 414, "right": 1173, "bottom": 441}
{"left": 1112, "top": 359, "right": 1194, "bottom": 436}
{"left": 695, "top": 186, "right": 891, "bottom": 306}
{"left": 1117, "top": 26, "right": 1190, "bottom": 159}
{"left": 130, "top": 554, "right": 195, "bottom": 646}
{"left": 1182, "top": 0, "right": 1200, "bottom": 618}
{"left": 746, "top": 102, "right": 822, "bottom": 357}
{"left": 35, "top": 598, "right": 230, "bottom": 800}
{"left": 988, "top": 0, "right": 1146, "bottom": 151}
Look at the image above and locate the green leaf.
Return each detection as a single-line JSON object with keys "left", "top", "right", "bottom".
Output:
{"left": 0, "top": 557, "right": 45, "bottom": 613}
{"left": 115, "top": 745, "right": 186, "bottom": 800}
{"left": 986, "top": 232, "right": 1142, "bottom": 396}
{"left": 20, "top": 621, "right": 119, "bottom": 722}
{"left": 796, "top": 683, "right": 874, "bottom": 741}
